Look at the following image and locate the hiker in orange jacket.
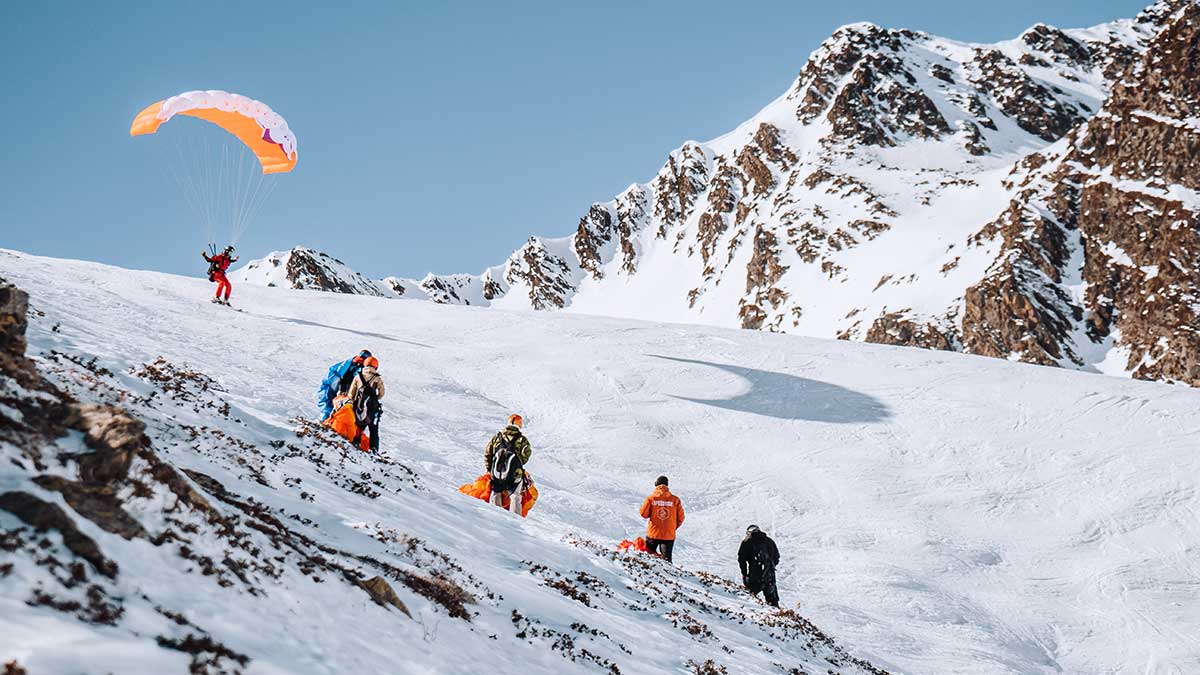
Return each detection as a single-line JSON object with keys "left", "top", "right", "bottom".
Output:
{"left": 639, "top": 475, "right": 684, "bottom": 562}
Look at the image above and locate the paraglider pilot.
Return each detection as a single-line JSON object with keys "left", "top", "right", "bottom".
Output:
{"left": 202, "top": 245, "right": 238, "bottom": 305}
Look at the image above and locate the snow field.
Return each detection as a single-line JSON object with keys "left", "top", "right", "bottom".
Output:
{"left": 2, "top": 249, "right": 1199, "bottom": 674}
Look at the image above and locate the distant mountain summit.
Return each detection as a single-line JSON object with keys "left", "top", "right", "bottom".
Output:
{"left": 235, "top": 247, "right": 397, "bottom": 297}
{"left": 238, "top": 0, "right": 1199, "bottom": 385}
{"left": 232, "top": 247, "right": 505, "bottom": 305}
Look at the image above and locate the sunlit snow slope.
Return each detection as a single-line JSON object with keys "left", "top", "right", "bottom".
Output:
{"left": 3, "top": 250, "right": 1199, "bottom": 675}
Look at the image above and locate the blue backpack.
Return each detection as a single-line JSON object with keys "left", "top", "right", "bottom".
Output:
{"left": 316, "top": 358, "right": 357, "bottom": 410}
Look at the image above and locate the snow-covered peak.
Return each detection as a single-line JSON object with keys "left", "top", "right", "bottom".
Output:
{"left": 233, "top": 246, "right": 396, "bottom": 298}
{"left": 239, "top": 2, "right": 1198, "bottom": 387}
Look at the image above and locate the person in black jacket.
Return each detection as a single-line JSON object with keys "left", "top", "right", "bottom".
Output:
{"left": 738, "top": 525, "right": 781, "bottom": 607}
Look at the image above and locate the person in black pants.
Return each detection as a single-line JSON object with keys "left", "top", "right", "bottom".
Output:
{"left": 739, "top": 524, "right": 781, "bottom": 607}
{"left": 639, "top": 475, "right": 684, "bottom": 562}
{"left": 646, "top": 537, "right": 675, "bottom": 562}
{"left": 348, "top": 356, "right": 385, "bottom": 451}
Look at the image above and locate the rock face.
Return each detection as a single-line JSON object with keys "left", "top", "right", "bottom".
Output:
{"left": 865, "top": 313, "right": 958, "bottom": 352}
{"left": 238, "top": 2, "right": 1199, "bottom": 386}
{"left": 961, "top": 0, "right": 1200, "bottom": 385}
{"left": 0, "top": 282, "right": 28, "bottom": 357}
{"left": 0, "top": 281, "right": 39, "bottom": 391}
{"left": 357, "top": 576, "right": 411, "bottom": 617}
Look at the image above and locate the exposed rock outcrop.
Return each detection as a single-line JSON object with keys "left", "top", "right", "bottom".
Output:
{"left": 739, "top": 226, "right": 790, "bottom": 330}
{"left": 575, "top": 204, "right": 615, "bottom": 279}
{"left": 0, "top": 280, "right": 41, "bottom": 391}
{"left": 865, "top": 313, "right": 958, "bottom": 351}
{"left": 504, "top": 239, "right": 578, "bottom": 310}
{"left": 0, "top": 491, "right": 118, "bottom": 578}
{"left": 969, "top": 48, "right": 1086, "bottom": 142}
{"left": 961, "top": 0, "right": 1200, "bottom": 384}
{"left": 358, "top": 575, "right": 412, "bottom": 617}
{"left": 652, "top": 143, "right": 711, "bottom": 237}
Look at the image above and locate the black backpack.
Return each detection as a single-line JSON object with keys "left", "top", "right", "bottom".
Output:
{"left": 337, "top": 363, "right": 362, "bottom": 396}
{"left": 489, "top": 433, "right": 524, "bottom": 493}
{"left": 207, "top": 258, "right": 220, "bottom": 282}
{"left": 353, "top": 371, "right": 381, "bottom": 426}
{"left": 747, "top": 536, "right": 775, "bottom": 575}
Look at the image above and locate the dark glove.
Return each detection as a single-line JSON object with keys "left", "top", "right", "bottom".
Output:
{"left": 742, "top": 575, "right": 750, "bottom": 589}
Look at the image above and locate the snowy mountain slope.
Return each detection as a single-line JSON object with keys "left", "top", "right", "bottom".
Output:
{"left": 3, "top": 253, "right": 888, "bottom": 675}
{"left": 238, "top": 1, "right": 1200, "bottom": 387}
{"left": 4, "top": 249, "right": 1200, "bottom": 674}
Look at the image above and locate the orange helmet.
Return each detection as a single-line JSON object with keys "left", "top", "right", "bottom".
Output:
{"left": 364, "top": 356, "right": 379, "bottom": 368}
{"left": 507, "top": 413, "right": 523, "bottom": 428}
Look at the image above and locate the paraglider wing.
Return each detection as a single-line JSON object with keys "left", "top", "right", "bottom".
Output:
{"left": 130, "top": 90, "right": 298, "bottom": 174}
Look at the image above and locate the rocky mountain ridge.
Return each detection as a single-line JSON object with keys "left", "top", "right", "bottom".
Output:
{"left": 239, "top": 1, "right": 1199, "bottom": 385}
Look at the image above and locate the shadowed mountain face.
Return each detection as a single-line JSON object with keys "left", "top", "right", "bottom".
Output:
{"left": 651, "top": 355, "right": 891, "bottom": 423}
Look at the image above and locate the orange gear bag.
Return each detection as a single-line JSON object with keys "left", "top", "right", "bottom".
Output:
{"left": 326, "top": 402, "right": 370, "bottom": 452}
{"left": 458, "top": 473, "right": 538, "bottom": 518}
{"left": 617, "top": 537, "right": 647, "bottom": 553}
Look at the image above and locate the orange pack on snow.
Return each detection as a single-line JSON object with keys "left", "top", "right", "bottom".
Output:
{"left": 326, "top": 403, "right": 370, "bottom": 452}
{"left": 617, "top": 537, "right": 647, "bottom": 553}
{"left": 458, "top": 473, "right": 539, "bottom": 518}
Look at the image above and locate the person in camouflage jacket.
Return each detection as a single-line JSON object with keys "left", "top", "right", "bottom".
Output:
{"left": 485, "top": 414, "right": 533, "bottom": 513}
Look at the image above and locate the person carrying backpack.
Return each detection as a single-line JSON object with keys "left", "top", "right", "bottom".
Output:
{"left": 484, "top": 414, "right": 532, "bottom": 514}
{"left": 202, "top": 245, "right": 238, "bottom": 305}
{"left": 347, "top": 356, "right": 385, "bottom": 452}
{"left": 316, "top": 349, "right": 372, "bottom": 420}
{"left": 639, "top": 476, "right": 684, "bottom": 562}
{"left": 738, "top": 525, "right": 781, "bottom": 607}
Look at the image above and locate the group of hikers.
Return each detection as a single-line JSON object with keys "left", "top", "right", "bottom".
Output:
{"left": 312, "top": 348, "right": 784, "bottom": 609}
{"left": 201, "top": 230, "right": 784, "bottom": 609}
{"left": 317, "top": 349, "right": 386, "bottom": 452}
{"left": 199, "top": 242, "right": 787, "bottom": 605}
{"left": 203, "top": 251, "right": 785, "bottom": 608}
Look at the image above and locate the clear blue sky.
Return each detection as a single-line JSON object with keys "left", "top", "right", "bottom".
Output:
{"left": 0, "top": 0, "right": 1149, "bottom": 279}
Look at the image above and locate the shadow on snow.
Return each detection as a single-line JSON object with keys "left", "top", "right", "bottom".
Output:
{"left": 650, "top": 355, "right": 891, "bottom": 424}
{"left": 251, "top": 313, "right": 435, "bottom": 349}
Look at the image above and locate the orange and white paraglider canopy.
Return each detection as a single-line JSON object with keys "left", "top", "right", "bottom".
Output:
{"left": 131, "top": 90, "right": 297, "bottom": 174}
